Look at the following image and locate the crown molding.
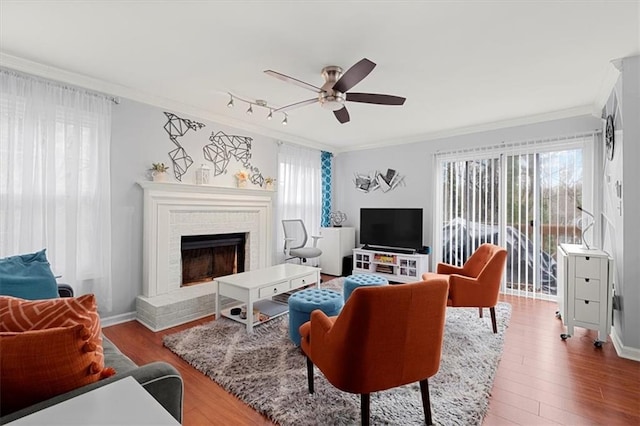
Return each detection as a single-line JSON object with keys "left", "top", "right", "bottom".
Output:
{"left": 0, "top": 52, "right": 335, "bottom": 154}
{"left": 591, "top": 59, "right": 622, "bottom": 118}
{"left": 335, "top": 105, "right": 594, "bottom": 153}
{"left": 0, "top": 52, "right": 604, "bottom": 156}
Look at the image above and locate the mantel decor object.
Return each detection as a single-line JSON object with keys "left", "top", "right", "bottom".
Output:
{"left": 235, "top": 170, "right": 249, "bottom": 188}
{"left": 195, "top": 164, "right": 211, "bottom": 185}
{"left": 150, "top": 162, "right": 170, "bottom": 182}
{"left": 264, "top": 177, "right": 276, "bottom": 191}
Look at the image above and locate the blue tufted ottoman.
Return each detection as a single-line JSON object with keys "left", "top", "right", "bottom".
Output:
{"left": 288, "top": 288, "right": 343, "bottom": 345}
{"left": 343, "top": 274, "right": 389, "bottom": 302}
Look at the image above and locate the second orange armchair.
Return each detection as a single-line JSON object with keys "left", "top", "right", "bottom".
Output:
{"left": 423, "top": 243, "right": 507, "bottom": 333}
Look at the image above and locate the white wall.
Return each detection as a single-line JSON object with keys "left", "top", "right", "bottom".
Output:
{"left": 108, "top": 99, "right": 279, "bottom": 318}
{"left": 607, "top": 55, "right": 640, "bottom": 356}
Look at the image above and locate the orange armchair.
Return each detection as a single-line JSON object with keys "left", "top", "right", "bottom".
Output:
{"left": 299, "top": 278, "right": 449, "bottom": 426}
{"left": 423, "top": 243, "right": 507, "bottom": 333}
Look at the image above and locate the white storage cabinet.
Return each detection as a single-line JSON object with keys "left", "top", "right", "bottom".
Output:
{"left": 556, "top": 243, "right": 613, "bottom": 347}
{"left": 317, "top": 227, "right": 356, "bottom": 276}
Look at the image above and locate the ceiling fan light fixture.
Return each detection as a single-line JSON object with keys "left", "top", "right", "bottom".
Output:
{"left": 319, "top": 92, "right": 345, "bottom": 111}
{"left": 263, "top": 58, "right": 405, "bottom": 124}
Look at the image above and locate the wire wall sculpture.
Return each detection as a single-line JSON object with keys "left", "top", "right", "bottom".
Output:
{"left": 163, "top": 112, "right": 205, "bottom": 181}
{"left": 204, "top": 131, "right": 265, "bottom": 186}
{"left": 354, "top": 168, "right": 405, "bottom": 193}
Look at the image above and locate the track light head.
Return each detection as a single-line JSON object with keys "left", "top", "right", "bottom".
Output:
{"left": 225, "top": 93, "right": 286, "bottom": 123}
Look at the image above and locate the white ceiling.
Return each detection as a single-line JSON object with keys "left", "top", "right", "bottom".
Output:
{"left": 1, "top": 1, "right": 638, "bottom": 152}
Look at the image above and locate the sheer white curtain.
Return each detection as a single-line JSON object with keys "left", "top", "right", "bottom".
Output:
{"left": 276, "top": 143, "right": 322, "bottom": 264}
{"left": 0, "top": 69, "right": 113, "bottom": 311}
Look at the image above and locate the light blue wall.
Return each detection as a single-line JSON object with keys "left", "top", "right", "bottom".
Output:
{"left": 335, "top": 100, "right": 640, "bottom": 357}
{"left": 108, "top": 99, "right": 279, "bottom": 318}
{"left": 335, "top": 115, "right": 601, "bottom": 254}
{"left": 600, "top": 55, "right": 640, "bottom": 357}
{"left": 615, "top": 55, "right": 640, "bottom": 353}
{"left": 106, "top": 74, "right": 638, "bottom": 357}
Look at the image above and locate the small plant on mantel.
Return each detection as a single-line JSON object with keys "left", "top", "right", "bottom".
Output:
{"left": 263, "top": 176, "right": 276, "bottom": 190}
{"left": 150, "top": 162, "right": 170, "bottom": 182}
{"left": 150, "top": 162, "right": 170, "bottom": 173}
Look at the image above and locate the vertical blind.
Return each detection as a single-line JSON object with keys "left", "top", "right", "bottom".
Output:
{"left": 435, "top": 133, "right": 595, "bottom": 300}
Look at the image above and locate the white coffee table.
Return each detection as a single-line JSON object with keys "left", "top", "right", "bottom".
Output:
{"left": 215, "top": 263, "right": 321, "bottom": 333}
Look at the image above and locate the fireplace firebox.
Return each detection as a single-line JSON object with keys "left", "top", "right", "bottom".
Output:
{"left": 181, "top": 233, "right": 246, "bottom": 286}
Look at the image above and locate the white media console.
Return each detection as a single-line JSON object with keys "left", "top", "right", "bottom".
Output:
{"left": 352, "top": 247, "right": 429, "bottom": 283}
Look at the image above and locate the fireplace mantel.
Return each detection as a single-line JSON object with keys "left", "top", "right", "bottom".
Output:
{"left": 136, "top": 181, "right": 274, "bottom": 330}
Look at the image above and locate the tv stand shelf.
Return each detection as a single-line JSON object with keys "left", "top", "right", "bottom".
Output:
{"left": 353, "top": 248, "right": 429, "bottom": 283}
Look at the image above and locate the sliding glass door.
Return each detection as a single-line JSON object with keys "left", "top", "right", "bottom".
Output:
{"left": 436, "top": 137, "right": 590, "bottom": 300}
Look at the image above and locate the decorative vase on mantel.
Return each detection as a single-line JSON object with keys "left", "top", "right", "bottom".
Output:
{"left": 237, "top": 179, "right": 247, "bottom": 188}
{"left": 152, "top": 171, "right": 168, "bottom": 182}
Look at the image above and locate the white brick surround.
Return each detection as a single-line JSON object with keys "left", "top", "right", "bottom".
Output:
{"left": 136, "top": 182, "right": 273, "bottom": 331}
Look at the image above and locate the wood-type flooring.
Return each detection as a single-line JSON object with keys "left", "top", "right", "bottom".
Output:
{"left": 103, "top": 275, "right": 640, "bottom": 425}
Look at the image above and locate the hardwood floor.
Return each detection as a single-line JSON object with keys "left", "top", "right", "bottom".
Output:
{"left": 103, "top": 277, "right": 639, "bottom": 425}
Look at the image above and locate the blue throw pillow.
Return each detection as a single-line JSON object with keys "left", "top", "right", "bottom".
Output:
{"left": 0, "top": 249, "right": 59, "bottom": 300}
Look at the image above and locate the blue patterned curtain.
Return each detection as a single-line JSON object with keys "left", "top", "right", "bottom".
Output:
{"left": 320, "top": 151, "right": 333, "bottom": 227}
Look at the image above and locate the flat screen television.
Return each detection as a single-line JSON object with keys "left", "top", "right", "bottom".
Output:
{"left": 359, "top": 208, "right": 423, "bottom": 252}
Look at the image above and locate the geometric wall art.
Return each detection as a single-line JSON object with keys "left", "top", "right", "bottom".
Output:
{"left": 203, "top": 130, "right": 265, "bottom": 186}
{"left": 162, "top": 112, "right": 206, "bottom": 181}
{"left": 354, "top": 168, "right": 405, "bottom": 193}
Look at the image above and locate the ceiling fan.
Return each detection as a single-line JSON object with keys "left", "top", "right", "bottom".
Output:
{"left": 264, "top": 58, "right": 406, "bottom": 124}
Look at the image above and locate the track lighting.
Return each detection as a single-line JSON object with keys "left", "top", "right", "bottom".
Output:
{"left": 225, "top": 92, "right": 289, "bottom": 125}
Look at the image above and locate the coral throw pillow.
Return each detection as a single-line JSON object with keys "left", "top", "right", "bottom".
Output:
{"left": 0, "top": 294, "right": 115, "bottom": 415}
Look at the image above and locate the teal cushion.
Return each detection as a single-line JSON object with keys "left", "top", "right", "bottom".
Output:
{"left": 0, "top": 249, "right": 58, "bottom": 300}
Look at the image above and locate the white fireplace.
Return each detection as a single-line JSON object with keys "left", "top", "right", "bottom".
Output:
{"left": 136, "top": 181, "right": 273, "bottom": 331}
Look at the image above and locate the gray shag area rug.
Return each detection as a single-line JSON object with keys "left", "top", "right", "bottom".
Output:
{"left": 163, "top": 278, "right": 511, "bottom": 425}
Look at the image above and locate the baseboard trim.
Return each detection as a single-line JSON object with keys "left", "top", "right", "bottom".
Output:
{"left": 611, "top": 326, "right": 640, "bottom": 361}
{"left": 135, "top": 311, "right": 214, "bottom": 332}
{"left": 101, "top": 311, "right": 137, "bottom": 328}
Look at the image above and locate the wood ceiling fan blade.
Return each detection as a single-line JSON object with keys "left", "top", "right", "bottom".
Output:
{"left": 273, "top": 98, "right": 318, "bottom": 113}
{"left": 264, "top": 70, "right": 322, "bottom": 93}
{"left": 332, "top": 58, "right": 376, "bottom": 93}
{"left": 334, "top": 107, "right": 350, "bottom": 124}
{"left": 346, "top": 92, "right": 406, "bottom": 106}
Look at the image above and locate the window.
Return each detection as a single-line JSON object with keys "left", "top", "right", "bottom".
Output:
{"left": 435, "top": 135, "right": 594, "bottom": 299}
{"left": 276, "top": 143, "right": 322, "bottom": 264}
{"left": 0, "top": 70, "right": 113, "bottom": 311}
